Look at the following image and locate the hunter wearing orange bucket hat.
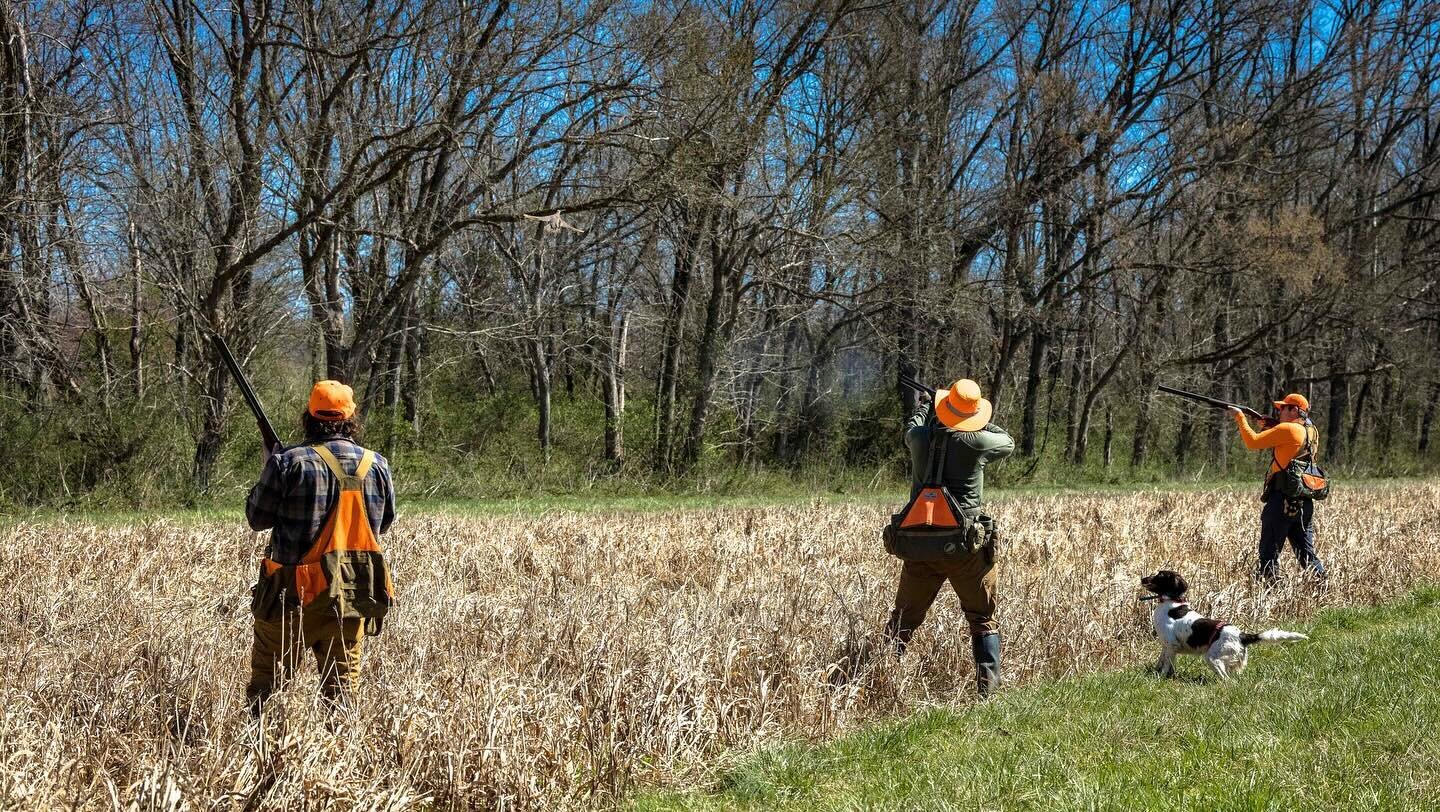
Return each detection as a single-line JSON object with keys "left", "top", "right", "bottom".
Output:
{"left": 934, "top": 378, "right": 993, "bottom": 432}
{"left": 885, "top": 371, "right": 1013, "bottom": 697}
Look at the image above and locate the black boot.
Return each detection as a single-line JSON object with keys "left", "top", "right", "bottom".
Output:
{"left": 972, "top": 633, "right": 1002, "bottom": 697}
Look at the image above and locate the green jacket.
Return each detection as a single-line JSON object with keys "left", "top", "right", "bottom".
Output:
{"left": 905, "top": 408, "right": 1015, "bottom": 515}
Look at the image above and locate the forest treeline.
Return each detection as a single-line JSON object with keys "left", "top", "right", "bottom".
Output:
{"left": 2, "top": 0, "right": 1439, "bottom": 506}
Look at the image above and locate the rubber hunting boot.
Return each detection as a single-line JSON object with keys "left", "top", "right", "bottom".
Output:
{"left": 973, "top": 633, "right": 1001, "bottom": 697}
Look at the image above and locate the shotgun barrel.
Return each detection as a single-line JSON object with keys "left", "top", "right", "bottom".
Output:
{"left": 1156, "top": 384, "right": 1268, "bottom": 422}
{"left": 899, "top": 373, "right": 936, "bottom": 398}
{"left": 212, "top": 335, "right": 281, "bottom": 452}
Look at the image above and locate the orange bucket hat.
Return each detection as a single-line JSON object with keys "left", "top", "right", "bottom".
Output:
{"left": 934, "top": 378, "right": 992, "bottom": 431}
{"left": 308, "top": 380, "right": 357, "bottom": 420}
{"left": 1272, "top": 393, "right": 1309, "bottom": 412}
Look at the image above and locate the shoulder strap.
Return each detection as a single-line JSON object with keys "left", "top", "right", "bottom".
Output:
{"left": 925, "top": 419, "right": 949, "bottom": 486}
{"left": 1303, "top": 422, "right": 1319, "bottom": 462}
{"left": 1271, "top": 422, "right": 1318, "bottom": 470}
{"left": 311, "top": 444, "right": 375, "bottom": 489}
{"left": 355, "top": 449, "right": 376, "bottom": 479}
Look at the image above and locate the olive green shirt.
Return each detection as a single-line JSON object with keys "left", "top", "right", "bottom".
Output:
{"left": 905, "top": 408, "right": 1015, "bottom": 515}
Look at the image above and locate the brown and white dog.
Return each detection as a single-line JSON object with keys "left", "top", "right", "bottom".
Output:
{"left": 1140, "top": 570, "right": 1308, "bottom": 679}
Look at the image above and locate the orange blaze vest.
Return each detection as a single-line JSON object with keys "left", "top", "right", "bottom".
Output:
{"left": 257, "top": 445, "right": 396, "bottom": 631}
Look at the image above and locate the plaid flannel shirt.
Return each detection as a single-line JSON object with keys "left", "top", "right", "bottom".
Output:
{"left": 245, "top": 435, "right": 396, "bottom": 565}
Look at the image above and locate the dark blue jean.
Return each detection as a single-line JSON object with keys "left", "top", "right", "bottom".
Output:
{"left": 1258, "top": 493, "right": 1324, "bottom": 580}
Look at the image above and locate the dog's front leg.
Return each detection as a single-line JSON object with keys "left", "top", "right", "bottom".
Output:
{"left": 1155, "top": 647, "right": 1176, "bottom": 678}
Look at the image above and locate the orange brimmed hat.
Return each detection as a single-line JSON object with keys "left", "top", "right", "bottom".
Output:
{"left": 308, "top": 380, "right": 356, "bottom": 420}
{"left": 934, "top": 378, "right": 992, "bottom": 431}
{"left": 1273, "top": 393, "right": 1309, "bottom": 412}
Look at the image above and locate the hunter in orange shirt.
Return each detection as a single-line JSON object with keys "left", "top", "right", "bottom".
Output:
{"left": 1229, "top": 393, "right": 1325, "bottom": 583}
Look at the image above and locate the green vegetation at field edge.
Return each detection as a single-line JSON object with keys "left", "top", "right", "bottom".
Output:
{"left": 7, "top": 475, "right": 1436, "bottom": 529}
{"left": 634, "top": 586, "right": 1440, "bottom": 812}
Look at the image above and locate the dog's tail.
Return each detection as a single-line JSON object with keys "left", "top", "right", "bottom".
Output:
{"left": 1240, "top": 629, "right": 1309, "bottom": 646}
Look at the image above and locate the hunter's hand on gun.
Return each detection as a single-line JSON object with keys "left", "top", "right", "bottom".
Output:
{"left": 1228, "top": 404, "right": 1277, "bottom": 428}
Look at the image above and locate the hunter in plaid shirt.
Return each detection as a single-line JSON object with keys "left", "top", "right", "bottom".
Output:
{"left": 246, "top": 433, "right": 396, "bottom": 565}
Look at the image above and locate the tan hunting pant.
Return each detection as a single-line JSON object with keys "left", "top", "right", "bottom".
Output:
{"left": 246, "top": 607, "right": 364, "bottom": 713}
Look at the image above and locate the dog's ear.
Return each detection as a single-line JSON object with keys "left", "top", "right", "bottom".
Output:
{"left": 1147, "top": 570, "right": 1186, "bottom": 597}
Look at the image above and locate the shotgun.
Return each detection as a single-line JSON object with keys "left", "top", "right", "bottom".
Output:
{"left": 212, "top": 335, "right": 281, "bottom": 452}
{"left": 1156, "top": 384, "right": 1273, "bottom": 425}
{"left": 899, "top": 372, "right": 936, "bottom": 398}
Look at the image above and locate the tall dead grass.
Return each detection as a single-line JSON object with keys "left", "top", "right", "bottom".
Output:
{"left": 2, "top": 483, "right": 1436, "bottom": 809}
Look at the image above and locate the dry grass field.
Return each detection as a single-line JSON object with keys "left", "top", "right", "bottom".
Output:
{"left": 3, "top": 483, "right": 1438, "bottom": 810}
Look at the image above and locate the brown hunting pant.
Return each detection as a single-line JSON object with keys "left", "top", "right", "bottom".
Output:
{"left": 886, "top": 552, "right": 998, "bottom": 646}
{"left": 246, "top": 607, "right": 365, "bottom": 714}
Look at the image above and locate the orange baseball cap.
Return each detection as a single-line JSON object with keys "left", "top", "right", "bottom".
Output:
{"left": 1272, "top": 393, "right": 1309, "bottom": 411}
{"left": 308, "top": 380, "right": 356, "bottom": 419}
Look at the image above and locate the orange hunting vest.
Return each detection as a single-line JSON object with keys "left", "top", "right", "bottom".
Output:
{"left": 259, "top": 445, "right": 395, "bottom": 628}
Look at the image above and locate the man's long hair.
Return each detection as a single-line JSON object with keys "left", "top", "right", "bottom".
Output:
{"left": 301, "top": 410, "right": 363, "bottom": 443}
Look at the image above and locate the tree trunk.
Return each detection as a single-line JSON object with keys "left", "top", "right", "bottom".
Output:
{"left": 1175, "top": 409, "right": 1195, "bottom": 474}
{"left": 383, "top": 296, "right": 412, "bottom": 459}
{"left": 1376, "top": 368, "right": 1395, "bottom": 452}
{"left": 653, "top": 204, "right": 705, "bottom": 473}
{"left": 1071, "top": 327, "right": 1135, "bottom": 465}
{"left": 55, "top": 198, "right": 112, "bottom": 410}
{"left": 680, "top": 255, "right": 740, "bottom": 470}
{"left": 987, "top": 222, "right": 1025, "bottom": 411}
{"left": 1102, "top": 408, "right": 1114, "bottom": 469}
{"left": 526, "top": 337, "right": 552, "bottom": 463}
{"left": 301, "top": 224, "right": 349, "bottom": 380}
{"left": 402, "top": 296, "right": 426, "bottom": 439}
{"left": 1131, "top": 366, "right": 1157, "bottom": 468}
{"left": 1348, "top": 371, "right": 1372, "bottom": 451}
{"left": 772, "top": 318, "right": 802, "bottom": 463}
{"left": 1065, "top": 287, "right": 1095, "bottom": 459}
{"left": 191, "top": 344, "right": 230, "bottom": 496}
{"left": 128, "top": 217, "right": 144, "bottom": 397}
{"left": 473, "top": 347, "right": 497, "bottom": 397}
{"left": 796, "top": 342, "right": 836, "bottom": 459}
{"left": 1019, "top": 325, "right": 1049, "bottom": 456}
{"left": 602, "top": 311, "right": 628, "bottom": 468}
{"left": 1209, "top": 287, "right": 1232, "bottom": 473}
{"left": 1326, "top": 360, "right": 1349, "bottom": 463}
{"left": 1421, "top": 382, "right": 1438, "bottom": 455}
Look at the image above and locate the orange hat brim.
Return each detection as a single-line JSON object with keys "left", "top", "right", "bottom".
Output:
{"left": 934, "top": 390, "right": 992, "bottom": 432}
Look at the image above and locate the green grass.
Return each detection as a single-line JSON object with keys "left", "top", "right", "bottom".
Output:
{"left": 635, "top": 587, "right": 1440, "bottom": 812}
{"left": 5, "top": 474, "right": 1435, "bottom": 529}
{"left": 0, "top": 490, "right": 904, "bottom": 528}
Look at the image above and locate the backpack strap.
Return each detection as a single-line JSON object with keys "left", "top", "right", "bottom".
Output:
{"left": 925, "top": 418, "right": 948, "bottom": 486}
{"left": 311, "top": 443, "right": 375, "bottom": 491}
{"left": 1270, "top": 421, "right": 1316, "bottom": 471}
